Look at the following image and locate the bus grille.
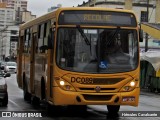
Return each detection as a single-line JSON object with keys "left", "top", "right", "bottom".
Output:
{"left": 79, "top": 88, "right": 116, "bottom": 91}
{"left": 91, "top": 78, "right": 124, "bottom": 85}
{"left": 78, "top": 87, "right": 117, "bottom": 93}
{"left": 83, "top": 94, "right": 113, "bottom": 101}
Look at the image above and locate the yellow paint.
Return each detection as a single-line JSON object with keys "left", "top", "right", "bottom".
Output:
{"left": 141, "top": 23, "right": 160, "bottom": 39}
{"left": 156, "top": 69, "right": 160, "bottom": 77}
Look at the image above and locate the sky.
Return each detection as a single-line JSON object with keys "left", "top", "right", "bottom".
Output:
{"left": 27, "top": 0, "right": 88, "bottom": 17}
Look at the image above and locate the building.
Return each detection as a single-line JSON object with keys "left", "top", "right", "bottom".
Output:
{"left": 0, "top": 0, "right": 35, "bottom": 60}
{"left": 0, "top": 7, "right": 15, "bottom": 59}
{"left": 48, "top": 4, "right": 62, "bottom": 12}
{"left": 78, "top": 0, "right": 159, "bottom": 23}
{"left": 0, "top": 7, "right": 15, "bottom": 29}
{"left": 1, "top": 0, "right": 27, "bottom": 11}
{"left": 21, "top": 11, "right": 36, "bottom": 23}
{"left": 3, "top": 25, "right": 18, "bottom": 58}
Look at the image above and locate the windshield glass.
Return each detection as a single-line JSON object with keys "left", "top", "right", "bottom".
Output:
{"left": 56, "top": 28, "right": 138, "bottom": 74}
{"left": 6, "top": 62, "right": 17, "bottom": 66}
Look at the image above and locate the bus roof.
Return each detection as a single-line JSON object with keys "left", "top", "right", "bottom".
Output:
{"left": 20, "top": 7, "right": 136, "bottom": 30}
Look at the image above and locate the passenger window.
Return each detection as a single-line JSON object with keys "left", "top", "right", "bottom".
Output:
{"left": 24, "top": 29, "right": 31, "bottom": 53}
{"left": 38, "top": 21, "right": 51, "bottom": 53}
{"left": 38, "top": 24, "right": 44, "bottom": 53}
{"left": 44, "top": 22, "right": 51, "bottom": 47}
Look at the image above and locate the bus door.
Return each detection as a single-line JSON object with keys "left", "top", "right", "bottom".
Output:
{"left": 30, "top": 32, "right": 37, "bottom": 94}
{"left": 47, "top": 25, "right": 55, "bottom": 101}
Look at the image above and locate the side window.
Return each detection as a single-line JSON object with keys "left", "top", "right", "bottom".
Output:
{"left": 44, "top": 22, "right": 51, "bottom": 47}
{"left": 24, "top": 29, "right": 30, "bottom": 53}
{"left": 24, "top": 30, "right": 27, "bottom": 53}
{"left": 37, "top": 21, "right": 51, "bottom": 53}
{"left": 38, "top": 24, "right": 44, "bottom": 53}
{"left": 18, "top": 36, "right": 23, "bottom": 54}
{"left": 140, "top": 11, "right": 148, "bottom": 22}
{"left": 35, "top": 33, "right": 38, "bottom": 53}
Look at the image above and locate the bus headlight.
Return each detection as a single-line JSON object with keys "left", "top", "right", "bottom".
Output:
{"left": 57, "top": 80, "right": 76, "bottom": 91}
{"left": 120, "top": 80, "right": 137, "bottom": 92}
{"left": 60, "top": 80, "right": 65, "bottom": 86}
{"left": 130, "top": 81, "right": 135, "bottom": 87}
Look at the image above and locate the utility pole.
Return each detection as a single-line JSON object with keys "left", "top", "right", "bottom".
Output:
{"left": 145, "top": 0, "right": 149, "bottom": 52}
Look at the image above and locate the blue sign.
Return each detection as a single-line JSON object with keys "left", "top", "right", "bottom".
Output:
{"left": 99, "top": 61, "right": 107, "bottom": 69}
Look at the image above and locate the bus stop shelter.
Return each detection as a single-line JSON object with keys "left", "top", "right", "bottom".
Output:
{"left": 140, "top": 23, "right": 160, "bottom": 90}
{"left": 141, "top": 23, "right": 160, "bottom": 40}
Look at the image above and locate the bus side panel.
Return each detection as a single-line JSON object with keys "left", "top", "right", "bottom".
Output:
{"left": 23, "top": 53, "right": 30, "bottom": 91}
{"left": 17, "top": 36, "right": 23, "bottom": 88}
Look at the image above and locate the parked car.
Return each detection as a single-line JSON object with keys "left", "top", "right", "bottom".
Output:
{"left": 4, "top": 62, "right": 17, "bottom": 73}
{"left": 0, "top": 70, "right": 11, "bottom": 106}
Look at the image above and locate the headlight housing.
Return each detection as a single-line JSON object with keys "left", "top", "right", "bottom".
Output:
{"left": 120, "top": 79, "right": 138, "bottom": 92}
{"left": 56, "top": 78, "right": 76, "bottom": 92}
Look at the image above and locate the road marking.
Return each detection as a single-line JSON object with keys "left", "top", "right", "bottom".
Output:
{"left": 9, "top": 99, "right": 20, "bottom": 108}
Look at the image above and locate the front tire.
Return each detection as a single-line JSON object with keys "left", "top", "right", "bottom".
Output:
{"left": 107, "top": 105, "right": 120, "bottom": 113}
{"left": 23, "top": 80, "right": 31, "bottom": 101}
{"left": 31, "top": 96, "right": 40, "bottom": 106}
{"left": 68, "top": 105, "right": 87, "bottom": 115}
{"left": 2, "top": 93, "right": 8, "bottom": 106}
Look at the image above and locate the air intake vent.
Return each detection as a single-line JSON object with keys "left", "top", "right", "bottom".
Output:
{"left": 91, "top": 78, "right": 124, "bottom": 85}
{"left": 83, "top": 94, "right": 113, "bottom": 101}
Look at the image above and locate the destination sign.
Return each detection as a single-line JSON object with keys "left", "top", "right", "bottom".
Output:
{"left": 58, "top": 10, "right": 137, "bottom": 27}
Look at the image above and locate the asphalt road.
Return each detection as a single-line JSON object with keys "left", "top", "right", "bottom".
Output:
{"left": 1, "top": 74, "right": 160, "bottom": 120}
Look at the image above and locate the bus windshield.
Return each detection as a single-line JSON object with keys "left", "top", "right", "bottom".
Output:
{"left": 56, "top": 28, "right": 138, "bottom": 73}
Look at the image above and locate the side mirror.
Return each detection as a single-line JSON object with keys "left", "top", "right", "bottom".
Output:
{"left": 4, "top": 73, "right": 11, "bottom": 78}
{"left": 139, "top": 24, "right": 143, "bottom": 42}
{"left": 139, "top": 29, "right": 143, "bottom": 42}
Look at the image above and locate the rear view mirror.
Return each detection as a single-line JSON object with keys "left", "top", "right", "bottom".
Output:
{"left": 139, "top": 29, "right": 143, "bottom": 42}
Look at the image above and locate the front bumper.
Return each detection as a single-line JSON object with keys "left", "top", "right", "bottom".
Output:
{"left": 51, "top": 87, "right": 140, "bottom": 106}
{"left": 5, "top": 69, "right": 16, "bottom": 73}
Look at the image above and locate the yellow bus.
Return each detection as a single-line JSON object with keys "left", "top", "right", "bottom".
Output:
{"left": 17, "top": 7, "right": 142, "bottom": 113}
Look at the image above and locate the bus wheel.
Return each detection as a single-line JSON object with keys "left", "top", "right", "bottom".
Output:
{"left": 2, "top": 93, "right": 8, "bottom": 106}
{"left": 107, "top": 105, "right": 120, "bottom": 113}
{"left": 158, "top": 89, "right": 160, "bottom": 93}
{"left": 46, "top": 103, "right": 54, "bottom": 115}
{"left": 31, "top": 96, "right": 40, "bottom": 106}
{"left": 41, "top": 79, "right": 45, "bottom": 100}
{"left": 46, "top": 103, "right": 61, "bottom": 116}
{"left": 68, "top": 105, "right": 87, "bottom": 115}
{"left": 23, "top": 82, "right": 31, "bottom": 101}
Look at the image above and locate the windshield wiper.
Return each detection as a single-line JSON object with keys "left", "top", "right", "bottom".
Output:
{"left": 106, "top": 26, "right": 121, "bottom": 45}
{"left": 76, "top": 25, "right": 90, "bottom": 45}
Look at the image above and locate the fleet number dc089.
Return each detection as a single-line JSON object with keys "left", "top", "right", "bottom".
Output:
{"left": 71, "top": 77, "right": 93, "bottom": 84}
